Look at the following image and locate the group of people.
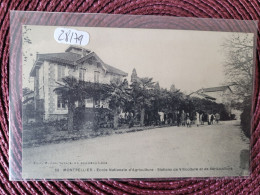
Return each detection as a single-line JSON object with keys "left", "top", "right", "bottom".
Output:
{"left": 115, "top": 109, "right": 221, "bottom": 128}
{"left": 176, "top": 110, "right": 220, "bottom": 128}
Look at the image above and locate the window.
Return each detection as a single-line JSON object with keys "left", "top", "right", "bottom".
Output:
{"left": 85, "top": 98, "right": 93, "bottom": 108}
{"left": 79, "top": 68, "right": 86, "bottom": 81}
{"left": 94, "top": 71, "right": 100, "bottom": 83}
{"left": 86, "top": 99, "right": 93, "bottom": 104}
{"left": 57, "top": 65, "right": 65, "bottom": 81}
{"left": 57, "top": 95, "right": 67, "bottom": 109}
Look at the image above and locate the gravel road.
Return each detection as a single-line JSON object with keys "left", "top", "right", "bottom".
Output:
{"left": 23, "top": 120, "right": 250, "bottom": 179}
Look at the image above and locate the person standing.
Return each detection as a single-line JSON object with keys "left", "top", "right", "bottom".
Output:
{"left": 158, "top": 111, "right": 164, "bottom": 125}
{"left": 195, "top": 112, "right": 200, "bottom": 127}
{"left": 186, "top": 113, "right": 191, "bottom": 127}
{"left": 207, "top": 113, "right": 211, "bottom": 125}
{"left": 210, "top": 114, "right": 214, "bottom": 125}
{"left": 177, "top": 111, "right": 181, "bottom": 126}
{"left": 173, "top": 111, "right": 177, "bottom": 126}
{"left": 181, "top": 110, "right": 186, "bottom": 127}
{"left": 128, "top": 113, "right": 134, "bottom": 128}
{"left": 200, "top": 112, "right": 204, "bottom": 125}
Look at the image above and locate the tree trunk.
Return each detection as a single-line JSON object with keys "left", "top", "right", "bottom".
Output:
{"left": 140, "top": 108, "right": 145, "bottom": 127}
{"left": 68, "top": 101, "right": 75, "bottom": 132}
{"left": 113, "top": 108, "right": 119, "bottom": 130}
{"left": 93, "top": 98, "right": 99, "bottom": 131}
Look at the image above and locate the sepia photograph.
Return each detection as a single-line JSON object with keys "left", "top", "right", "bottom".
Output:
{"left": 22, "top": 25, "right": 254, "bottom": 179}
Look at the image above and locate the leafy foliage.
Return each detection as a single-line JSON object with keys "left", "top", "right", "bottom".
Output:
{"left": 130, "top": 77, "right": 155, "bottom": 126}
{"left": 105, "top": 79, "right": 131, "bottom": 129}
{"left": 54, "top": 76, "right": 111, "bottom": 131}
{"left": 130, "top": 77, "right": 155, "bottom": 109}
{"left": 222, "top": 34, "right": 254, "bottom": 136}
{"left": 222, "top": 33, "right": 254, "bottom": 102}
{"left": 106, "top": 79, "right": 131, "bottom": 111}
{"left": 55, "top": 67, "right": 235, "bottom": 130}
{"left": 240, "top": 104, "right": 251, "bottom": 138}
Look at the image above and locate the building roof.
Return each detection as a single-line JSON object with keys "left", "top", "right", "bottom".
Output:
{"left": 189, "top": 85, "right": 233, "bottom": 101}
{"left": 38, "top": 52, "right": 82, "bottom": 65}
{"left": 30, "top": 46, "right": 128, "bottom": 77}
{"left": 65, "top": 45, "right": 91, "bottom": 53}
{"left": 189, "top": 92, "right": 216, "bottom": 101}
{"left": 198, "top": 93, "right": 216, "bottom": 100}
{"left": 104, "top": 63, "right": 128, "bottom": 77}
{"left": 200, "top": 86, "right": 232, "bottom": 93}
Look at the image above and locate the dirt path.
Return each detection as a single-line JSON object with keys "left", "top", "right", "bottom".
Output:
{"left": 23, "top": 120, "right": 249, "bottom": 179}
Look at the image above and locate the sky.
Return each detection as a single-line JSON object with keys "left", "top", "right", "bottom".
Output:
{"left": 23, "top": 25, "right": 254, "bottom": 94}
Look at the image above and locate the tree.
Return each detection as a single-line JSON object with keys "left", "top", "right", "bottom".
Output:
{"left": 54, "top": 76, "right": 111, "bottom": 131}
{"left": 131, "top": 77, "right": 155, "bottom": 126}
{"left": 149, "top": 82, "right": 161, "bottom": 125}
{"left": 131, "top": 68, "right": 138, "bottom": 83}
{"left": 222, "top": 33, "right": 254, "bottom": 137}
{"left": 80, "top": 80, "right": 111, "bottom": 130}
{"left": 54, "top": 77, "right": 83, "bottom": 131}
{"left": 23, "top": 102, "right": 35, "bottom": 123}
{"left": 168, "top": 88, "right": 184, "bottom": 112}
{"left": 22, "top": 26, "right": 33, "bottom": 63}
{"left": 106, "top": 79, "right": 131, "bottom": 129}
{"left": 222, "top": 33, "right": 254, "bottom": 102}
{"left": 22, "top": 88, "right": 35, "bottom": 123}
{"left": 23, "top": 87, "right": 33, "bottom": 95}
{"left": 170, "top": 84, "right": 176, "bottom": 93}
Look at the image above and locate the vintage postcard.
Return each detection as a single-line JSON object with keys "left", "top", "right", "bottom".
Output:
{"left": 22, "top": 25, "right": 254, "bottom": 179}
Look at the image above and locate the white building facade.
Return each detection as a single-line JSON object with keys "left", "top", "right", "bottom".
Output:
{"left": 189, "top": 86, "right": 233, "bottom": 114}
{"left": 30, "top": 46, "right": 127, "bottom": 121}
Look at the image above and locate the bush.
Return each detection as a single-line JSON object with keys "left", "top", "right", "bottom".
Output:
{"left": 240, "top": 105, "right": 251, "bottom": 138}
{"left": 50, "top": 119, "right": 68, "bottom": 131}
{"left": 220, "top": 109, "right": 230, "bottom": 121}
{"left": 230, "top": 114, "right": 236, "bottom": 120}
{"left": 74, "top": 107, "right": 94, "bottom": 130}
